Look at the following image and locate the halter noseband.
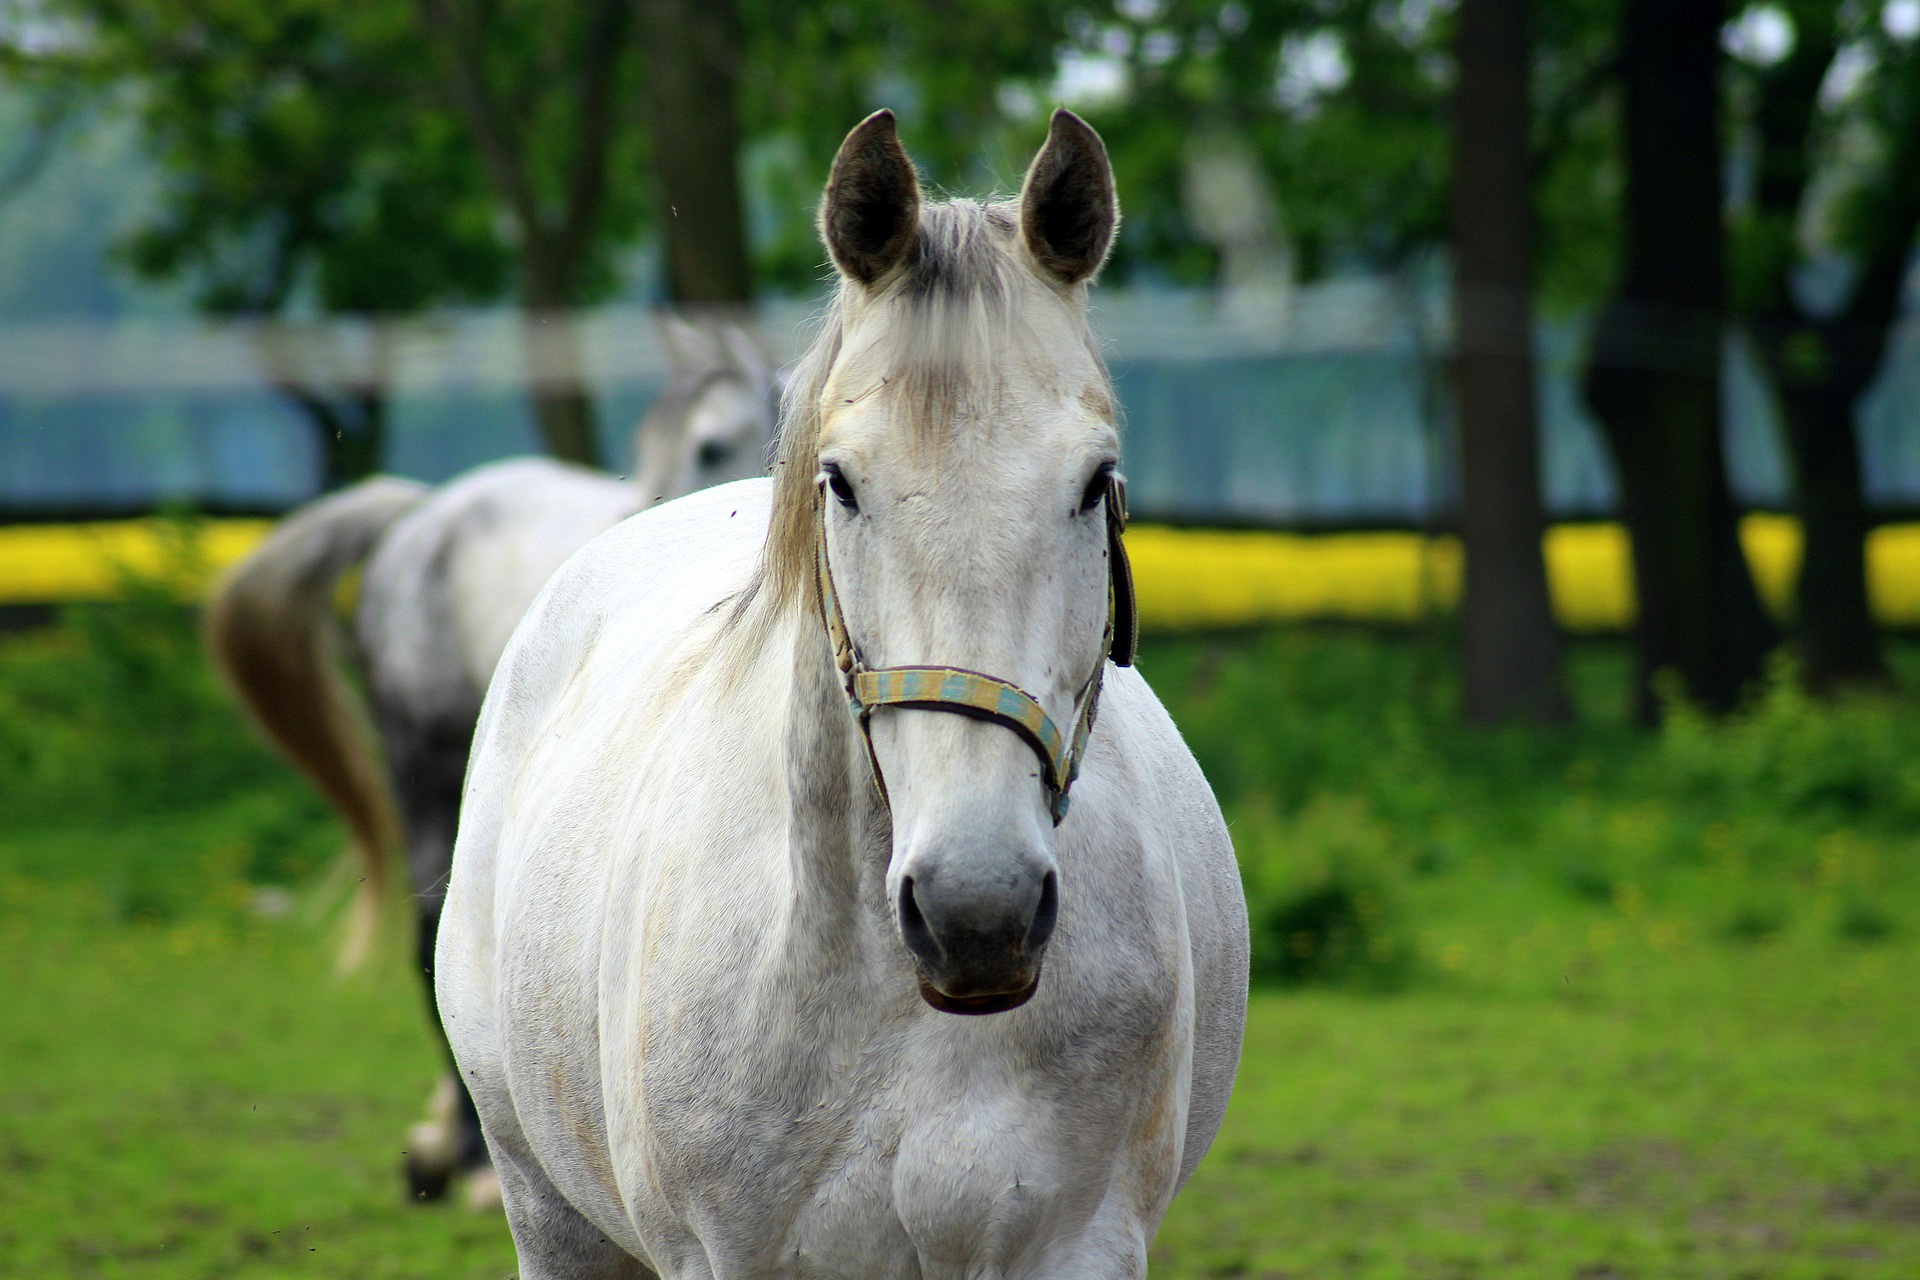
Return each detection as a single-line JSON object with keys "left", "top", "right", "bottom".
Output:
{"left": 815, "top": 474, "right": 1137, "bottom": 825}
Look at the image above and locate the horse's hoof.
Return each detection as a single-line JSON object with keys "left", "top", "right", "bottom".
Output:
{"left": 404, "top": 1150, "right": 455, "bottom": 1204}
{"left": 463, "top": 1166, "right": 503, "bottom": 1213}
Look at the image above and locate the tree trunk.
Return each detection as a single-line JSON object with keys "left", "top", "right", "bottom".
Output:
{"left": 326, "top": 390, "right": 387, "bottom": 490}
{"left": 637, "top": 0, "right": 754, "bottom": 306}
{"left": 1772, "top": 348, "right": 1887, "bottom": 686}
{"left": 277, "top": 383, "right": 386, "bottom": 491}
{"left": 522, "top": 261, "right": 601, "bottom": 467}
{"left": 1580, "top": 0, "right": 1776, "bottom": 722}
{"left": 1737, "top": 10, "right": 1891, "bottom": 690}
{"left": 1450, "top": 0, "right": 1567, "bottom": 724}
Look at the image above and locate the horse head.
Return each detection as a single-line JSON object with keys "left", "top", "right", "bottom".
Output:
{"left": 633, "top": 315, "right": 779, "bottom": 503}
{"left": 803, "top": 108, "right": 1124, "bottom": 1014}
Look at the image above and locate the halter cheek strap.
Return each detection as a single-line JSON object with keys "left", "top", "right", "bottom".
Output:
{"left": 816, "top": 475, "right": 1136, "bottom": 825}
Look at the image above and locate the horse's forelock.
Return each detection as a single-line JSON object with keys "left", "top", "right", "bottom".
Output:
{"left": 758, "top": 198, "right": 1112, "bottom": 618}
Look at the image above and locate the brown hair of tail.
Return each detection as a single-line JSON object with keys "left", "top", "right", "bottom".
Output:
{"left": 204, "top": 478, "right": 426, "bottom": 971}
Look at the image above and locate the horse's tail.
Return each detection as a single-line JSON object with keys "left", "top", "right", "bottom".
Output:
{"left": 205, "top": 477, "right": 428, "bottom": 971}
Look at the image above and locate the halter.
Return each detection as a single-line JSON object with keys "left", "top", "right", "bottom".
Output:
{"left": 816, "top": 474, "right": 1138, "bottom": 825}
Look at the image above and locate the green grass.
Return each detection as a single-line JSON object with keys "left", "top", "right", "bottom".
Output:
{"left": 2, "top": 605, "right": 1917, "bottom": 1277}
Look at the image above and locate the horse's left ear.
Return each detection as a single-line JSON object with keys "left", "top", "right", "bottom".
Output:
{"left": 1019, "top": 109, "right": 1118, "bottom": 286}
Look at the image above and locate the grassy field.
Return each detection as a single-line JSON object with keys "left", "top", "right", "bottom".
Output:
{"left": 2, "top": 595, "right": 1916, "bottom": 1277}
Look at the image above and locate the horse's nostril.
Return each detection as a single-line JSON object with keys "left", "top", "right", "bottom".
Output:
{"left": 897, "top": 876, "right": 941, "bottom": 967}
{"left": 1027, "top": 870, "right": 1059, "bottom": 952}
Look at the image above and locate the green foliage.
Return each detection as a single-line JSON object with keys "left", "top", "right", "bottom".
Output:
{"left": 13, "top": 0, "right": 1639, "bottom": 309}
{"left": 0, "top": 519, "right": 297, "bottom": 829}
{"left": 39, "top": 0, "right": 513, "bottom": 316}
{"left": 1655, "top": 655, "right": 1920, "bottom": 830}
{"left": 738, "top": 0, "right": 1074, "bottom": 289}
{"left": 1237, "top": 796, "right": 1416, "bottom": 988}
{"left": 1147, "top": 625, "right": 1917, "bottom": 970}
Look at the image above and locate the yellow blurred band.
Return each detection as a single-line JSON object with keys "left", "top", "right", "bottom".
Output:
{"left": 4, "top": 513, "right": 1920, "bottom": 632}
{"left": 0, "top": 519, "right": 275, "bottom": 606}
{"left": 1119, "top": 513, "right": 1920, "bottom": 632}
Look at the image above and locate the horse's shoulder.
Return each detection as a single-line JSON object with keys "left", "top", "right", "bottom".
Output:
{"left": 1098, "top": 667, "right": 1214, "bottom": 801}
{"left": 1087, "top": 664, "right": 1239, "bottom": 912}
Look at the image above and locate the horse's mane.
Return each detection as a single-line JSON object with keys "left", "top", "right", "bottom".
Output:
{"left": 754, "top": 197, "right": 1112, "bottom": 622}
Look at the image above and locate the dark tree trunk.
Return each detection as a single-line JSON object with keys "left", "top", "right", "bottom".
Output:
{"left": 522, "top": 324, "right": 601, "bottom": 468}
{"left": 1749, "top": 293, "right": 1900, "bottom": 688}
{"left": 637, "top": 0, "right": 754, "bottom": 306}
{"left": 1451, "top": 0, "right": 1567, "bottom": 724}
{"left": 419, "top": 0, "right": 627, "bottom": 469}
{"left": 1776, "top": 369, "right": 1883, "bottom": 685}
{"left": 326, "top": 390, "right": 387, "bottom": 489}
{"left": 1738, "top": 6, "right": 1893, "bottom": 689}
{"left": 522, "top": 262, "right": 602, "bottom": 468}
{"left": 1581, "top": 0, "right": 1776, "bottom": 721}
{"left": 279, "top": 383, "right": 387, "bottom": 491}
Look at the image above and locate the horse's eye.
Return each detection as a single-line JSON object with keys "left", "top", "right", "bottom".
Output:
{"left": 1078, "top": 466, "right": 1113, "bottom": 515}
{"left": 822, "top": 463, "right": 859, "bottom": 511}
{"left": 697, "top": 439, "right": 731, "bottom": 469}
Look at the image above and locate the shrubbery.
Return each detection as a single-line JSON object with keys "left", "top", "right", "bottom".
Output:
{"left": 1654, "top": 656, "right": 1920, "bottom": 830}
{"left": 1148, "top": 627, "right": 1915, "bottom": 985}
{"left": 0, "top": 522, "right": 288, "bottom": 826}
{"left": 3, "top": 559, "right": 1913, "bottom": 971}
{"left": 1234, "top": 797, "right": 1416, "bottom": 988}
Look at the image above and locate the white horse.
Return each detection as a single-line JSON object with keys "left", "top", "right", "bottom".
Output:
{"left": 437, "top": 109, "right": 1248, "bottom": 1277}
{"left": 207, "top": 318, "right": 778, "bottom": 1204}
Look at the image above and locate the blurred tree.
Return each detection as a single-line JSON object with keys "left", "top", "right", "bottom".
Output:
{"left": 1051, "top": 1, "right": 1450, "bottom": 285}
{"left": 1731, "top": 0, "right": 1920, "bottom": 689}
{"left": 640, "top": 0, "right": 753, "bottom": 305}
{"left": 730, "top": 2, "right": 1613, "bottom": 296}
{"left": 737, "top": 0, "right": 1074, "bottom": 289}
{"left": 1452, "top": 0, "right": 1567, "bottom": 724}
{"left": 1032, "top": 1, "right": 1619, "bottom": 292}
{"left": 24, "top": 0, "right": 511, "bottom": 487}
{"left": 414, "top": 0, "right": 649, "bottom": 466}
{"left": 0, "top": 80, "right": 76, "bottom": 214}
{"left": 1582, "top": 0, "right": 1778, "bottom": 721}
{"left": 26, "top": 0, "right": 655, "bottom": 476}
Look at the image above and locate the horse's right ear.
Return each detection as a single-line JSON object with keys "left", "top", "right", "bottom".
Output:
{"left": 820, "top": 109, "right": 920, "bottom": 286}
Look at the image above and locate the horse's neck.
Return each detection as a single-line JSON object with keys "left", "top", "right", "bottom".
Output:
{"left": 780, "top": 608, "right": 889, "bottom": 946}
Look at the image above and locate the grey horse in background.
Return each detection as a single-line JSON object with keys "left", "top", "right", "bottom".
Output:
{"left": 206, "top": 317, "right": 779, "bottom": 1208}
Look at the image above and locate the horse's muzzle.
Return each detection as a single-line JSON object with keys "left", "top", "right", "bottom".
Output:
{"left": 897, "top": 867, "right": 1058, "bottom": 1015}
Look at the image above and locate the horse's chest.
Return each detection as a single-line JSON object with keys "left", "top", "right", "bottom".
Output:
{"left": 621, "top": 1057, "right": 1108, "bottom": 1280}
{"left": 598, "top": 984, "right": 1176, "bottom": 1280}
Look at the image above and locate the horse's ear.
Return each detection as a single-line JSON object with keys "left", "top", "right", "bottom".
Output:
{"left": 657, "top": 313, "right": 715, "bottom": 366}
{"left": 719, "top": 324, "right": 773, "bottom": 385}
{"left": 820, "top": 109, "right": 921, "bottom": 286}
{"left": 1019, "top": 109, "right": 1118, "bottom": 285}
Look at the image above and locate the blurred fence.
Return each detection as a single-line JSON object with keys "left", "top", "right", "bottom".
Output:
{"left": 9, "top": 279, "right": 1920, "bottom": 524}
{"left": 11, "top": 280, "right": 1920, "bottom": 632}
